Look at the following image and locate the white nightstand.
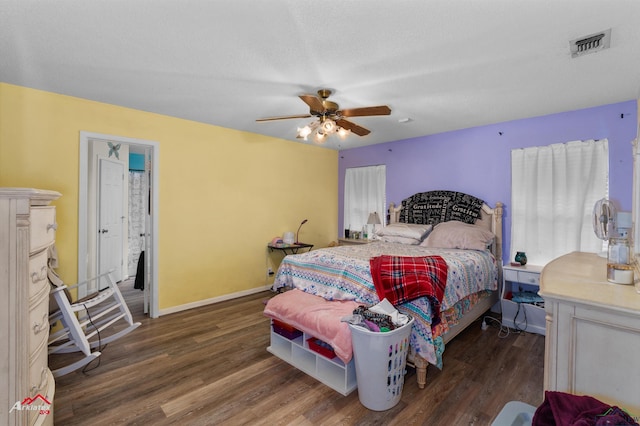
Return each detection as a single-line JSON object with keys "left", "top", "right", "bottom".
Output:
{"left": 501, "top": 263, "right": 546, "bottom": 335}
{"left": 337, "top": 238, "right": 375, "bottom": 246}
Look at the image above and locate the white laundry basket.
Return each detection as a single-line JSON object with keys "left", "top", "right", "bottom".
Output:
{"left": 349, "top": 316, "right": 414, "bottom": 411}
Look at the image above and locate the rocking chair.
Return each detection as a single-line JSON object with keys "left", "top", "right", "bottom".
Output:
{"left": 48, "top": 271, "right": 141, "bottom": 377}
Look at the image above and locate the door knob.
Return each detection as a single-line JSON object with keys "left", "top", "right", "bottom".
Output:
{"left": 100, "top": 229, "right": 109, "bottom": 234}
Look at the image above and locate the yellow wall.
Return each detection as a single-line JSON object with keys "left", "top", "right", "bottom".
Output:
{"left": 0, "top": 83, "right": 338, "bottom": 310}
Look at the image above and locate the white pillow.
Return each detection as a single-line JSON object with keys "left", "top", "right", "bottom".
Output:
{"left": 378, "top": 235, "right": 422, "bottom": 245}
{"left": 375, "top": 223, "right": 433, "bottom": 241}
{"left": 420, "top": 221, "right": 495, "bottom": 251}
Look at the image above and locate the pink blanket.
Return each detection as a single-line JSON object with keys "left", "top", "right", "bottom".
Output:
{"left": 263, "top": 289, "right": 360, "bottom": 363}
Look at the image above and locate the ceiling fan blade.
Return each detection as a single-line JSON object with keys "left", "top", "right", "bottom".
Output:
{"left": 339, "top": 105, "right": 391, "bottom": 117}
{"left": 299, "top": 94, "right": 325, "bottom": 113}
{"left": 336, "top": 118, "right": 371, "bottom": 136}
{"left": 256, "top": 114, "right": 312, "bottom": 122}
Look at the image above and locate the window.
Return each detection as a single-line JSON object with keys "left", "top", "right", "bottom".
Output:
{"left": 510, "top": 139, "right": 608, "bottom": 266}
{"left": 344, "top": 165, "right": 386, "bottom": 233}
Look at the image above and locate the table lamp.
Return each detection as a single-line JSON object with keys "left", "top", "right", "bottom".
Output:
{"left": 296, "top": 219, "right": 308, "bottom": 244}
{"left": 367, "top": 212, "right": 381, "bottom": 239}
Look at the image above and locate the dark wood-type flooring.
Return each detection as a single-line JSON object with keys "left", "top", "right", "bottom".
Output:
{"left": 51, "top": 281, "right": 545, "bottom": 425}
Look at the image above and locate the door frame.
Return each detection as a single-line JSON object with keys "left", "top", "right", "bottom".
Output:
{"left": 79, "top": 131, "right": 160, "bottom": 318}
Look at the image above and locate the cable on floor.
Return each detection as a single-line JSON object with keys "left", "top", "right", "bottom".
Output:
{"left": 512, "top": 301, "right": 530, "bottom": 333}
{"left": 481, "top": 315, "right": 514, "bottom": 338}
{"left": 80, "top": 303, "right": 107, "bottom": 375}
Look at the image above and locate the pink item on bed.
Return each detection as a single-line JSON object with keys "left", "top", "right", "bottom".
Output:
{"left": 263, "top": 289, "right": 361, "bottom": 363}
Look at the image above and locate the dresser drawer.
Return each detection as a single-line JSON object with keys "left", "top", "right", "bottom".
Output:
{"left": 29, "top": 249, "right": 50, "bottom": 299}
{"left": 29, "top": 289, "right": 50, "bottom": 359}
{"left": 28, "top": 349, "right": 52, "bottom": 424}
{"left": 30, "top": 206, "right": 57, "bottom": 253}
{"left": 28, "top": 305, "right": 51, "bottom": 423}
{"left": 29, "top": 368, "right": 54, "bottom": 426}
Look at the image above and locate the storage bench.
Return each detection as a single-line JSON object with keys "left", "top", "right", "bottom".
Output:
{"left": 264, "top": 289, "right": 361, "bottom": 395}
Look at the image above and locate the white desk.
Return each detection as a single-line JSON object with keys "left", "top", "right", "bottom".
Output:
{"left": 540, "top": 251, "right": 640, "bottom": 416}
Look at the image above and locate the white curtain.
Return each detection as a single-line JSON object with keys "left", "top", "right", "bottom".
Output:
{"left": 511, "top": 139, "right": 608, "bottom": 266}
{"left": 344, "top": 165, "right": 386, "bottom": 234}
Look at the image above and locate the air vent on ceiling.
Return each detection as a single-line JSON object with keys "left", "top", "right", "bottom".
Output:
{"left": 570, "top": 29, "right": 611, "bottom": 58}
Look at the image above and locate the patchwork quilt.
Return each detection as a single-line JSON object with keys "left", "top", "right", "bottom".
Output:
{"left": 273, "top": 242, "right": 498, "bottom": 368}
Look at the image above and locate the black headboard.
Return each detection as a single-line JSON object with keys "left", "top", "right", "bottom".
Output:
{"left": 397, "top": 190, "right": 485, "bottom": 225}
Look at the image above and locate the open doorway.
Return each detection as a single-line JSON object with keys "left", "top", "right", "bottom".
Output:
{"left": 78, "top": 131, "right": 160, "bottom": 318}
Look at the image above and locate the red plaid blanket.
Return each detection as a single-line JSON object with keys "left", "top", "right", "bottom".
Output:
{"left": 369, "top": 255, "right": 448, "bottom": 324}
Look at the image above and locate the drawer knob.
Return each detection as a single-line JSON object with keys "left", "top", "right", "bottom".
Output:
{"left": 31, "top": 266, "right": 47, "bottom": 284}
{"left": 30, "top": 368, "right": 48, "bottom": 395}
{"left": 47, "top": 222, "right": 58, "bottom": 231}
{"left": 33, "top": 312, "right": 48, "bottom": 335}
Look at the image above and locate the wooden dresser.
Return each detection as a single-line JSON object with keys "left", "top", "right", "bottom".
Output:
{"left": 540, "top": 251, "right": 640, "bottom": 416}
{"left": 1, "top": 188, "right": 60, "bottom": 426}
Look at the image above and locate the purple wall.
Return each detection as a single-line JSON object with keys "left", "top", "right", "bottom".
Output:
{"left": 338, "top": 100, "right": 638, "bottom": 264}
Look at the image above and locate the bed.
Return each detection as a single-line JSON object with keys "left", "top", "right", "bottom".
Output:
{"left": 266, "top": 190, "right": 504, "bottom": 389}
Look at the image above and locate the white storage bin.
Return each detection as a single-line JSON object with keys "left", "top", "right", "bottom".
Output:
{"left": 491, "top": 401, "right": 536, "bottom": 426}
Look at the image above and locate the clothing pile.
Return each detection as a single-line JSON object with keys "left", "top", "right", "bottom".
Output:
{"left": 342, "top": 298, "right": 411, "bottom": 332}
{"left": 533, "top": 391, "right": 639, "bottom": 426}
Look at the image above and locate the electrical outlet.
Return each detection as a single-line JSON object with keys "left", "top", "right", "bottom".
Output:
{"left": 267, "top": 267, "right": 274, "bottom": 277}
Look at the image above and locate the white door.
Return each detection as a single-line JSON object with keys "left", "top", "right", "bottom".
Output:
{"left": 98, "top": 157, "right": 125, "bottom": 289}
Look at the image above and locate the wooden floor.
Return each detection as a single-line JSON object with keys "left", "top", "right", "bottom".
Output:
{"left": 51, "top": 283, "right": 545, "bottom": 425}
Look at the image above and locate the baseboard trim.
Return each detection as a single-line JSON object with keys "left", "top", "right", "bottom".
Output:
{"left": 158, "top": 285, "right": 273, "bottom": 316}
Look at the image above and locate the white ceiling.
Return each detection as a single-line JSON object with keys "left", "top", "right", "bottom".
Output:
{"left": 2, "top": 0, "right": 640, "bottom": 150}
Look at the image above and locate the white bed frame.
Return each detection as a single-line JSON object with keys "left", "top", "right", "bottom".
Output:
{"left": 388, "top": 199, "right": 504, "bottom": 388}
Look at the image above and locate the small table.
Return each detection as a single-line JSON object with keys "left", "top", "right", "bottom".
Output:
{"left": 501, "top": 263, "right": 544, "bottom": 335}
{"left": 268, "top": 242, "right": 313, "bottom": 255}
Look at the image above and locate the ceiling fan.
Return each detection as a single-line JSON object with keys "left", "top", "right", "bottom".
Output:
{"left": 256, "top": 89, "right": 391, "bottom": 142}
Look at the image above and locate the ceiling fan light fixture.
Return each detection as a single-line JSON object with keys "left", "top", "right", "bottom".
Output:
{"left": 322, "top": 118, "right": 336, "bottom": 133}
{"left": 299, "top": 119, "right": 346, "bottom": 143}
{"left": 337, "top": 127, "right": 350, "bottom": 139}
{"left": 315, "top": 131, "right": 327, "bottom": 143}
{"left": 257, "top": 88, "right": 392, "bottom": 144}
{"left": 297, "top": 125, "right": 312, "bottom": 139}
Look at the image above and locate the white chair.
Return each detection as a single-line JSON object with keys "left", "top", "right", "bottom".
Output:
{"left": 48, "top": 271, "right": 141, "bottom": 377}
